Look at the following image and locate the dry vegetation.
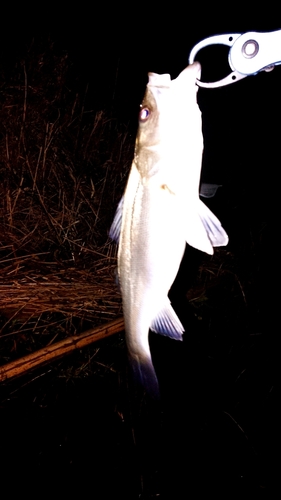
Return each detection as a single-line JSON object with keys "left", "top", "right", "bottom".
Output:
{"left": 0, "top": 40, "right": 134, "bottom": 365}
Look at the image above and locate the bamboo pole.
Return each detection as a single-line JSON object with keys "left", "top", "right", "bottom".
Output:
{"left": 0, "top": 316, "right": 124, "bottom": 382}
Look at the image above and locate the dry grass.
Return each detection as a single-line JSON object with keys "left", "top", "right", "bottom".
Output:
{"left": 0, "top": 40, "right": 134, "bottom": 362}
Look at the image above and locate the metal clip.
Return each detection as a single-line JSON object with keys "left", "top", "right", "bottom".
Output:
{"left": 189, "top": 30, "right": 281, "bottom": 88}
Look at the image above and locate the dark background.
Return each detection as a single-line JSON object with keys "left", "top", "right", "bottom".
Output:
{"left": 0, "top": 6, "right": 279, "bottom": 498}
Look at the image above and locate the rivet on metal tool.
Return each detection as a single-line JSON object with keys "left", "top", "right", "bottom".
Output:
{"left": 242, "top": 40, "right": 259, "bottom": 59}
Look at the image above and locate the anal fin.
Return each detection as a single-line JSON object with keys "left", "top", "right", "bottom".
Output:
{"left": 150, "top": 301, "right": 184, "bottom": 340}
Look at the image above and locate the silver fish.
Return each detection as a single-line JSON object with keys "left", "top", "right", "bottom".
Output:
{"left": 110, "top": 62, "right": 228, "bottom": 397}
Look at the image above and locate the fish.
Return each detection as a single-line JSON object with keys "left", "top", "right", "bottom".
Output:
{"left": 109, "top": 62, "right": 228, "bottom": 398}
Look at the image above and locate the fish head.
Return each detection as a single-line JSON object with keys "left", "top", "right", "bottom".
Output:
{"left": 134, "top": 73, "right": 171, "bottom": 178}
{"left": 134, "top": 62, "right": 204, "bottom": 190}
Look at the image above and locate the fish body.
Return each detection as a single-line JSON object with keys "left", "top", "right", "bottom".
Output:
{"left": 110, "top": 63, "right": 228, "bottom": 397}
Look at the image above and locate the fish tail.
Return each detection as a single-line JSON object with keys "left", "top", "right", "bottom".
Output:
{"left": 129, "top": 353, "right": 160, "bottom": 399}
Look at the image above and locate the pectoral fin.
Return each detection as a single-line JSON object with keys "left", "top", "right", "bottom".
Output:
{"left": 199, "top": 183, "right": 222, "bottom": 198}
{"left": 109, "top": 196, "right": 124, "bottom": 243}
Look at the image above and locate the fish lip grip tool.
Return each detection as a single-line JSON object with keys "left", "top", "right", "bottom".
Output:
{"left": 189, "top": 30, "right": 281, "bottom": 88}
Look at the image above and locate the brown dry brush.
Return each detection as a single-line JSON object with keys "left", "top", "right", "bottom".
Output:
{"left": 0, "top": 41, "right": 133, "bottom": 362}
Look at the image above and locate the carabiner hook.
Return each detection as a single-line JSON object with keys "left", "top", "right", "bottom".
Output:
{"left": 189, "top": 33, "right": 245, "bottom": 88}
{"left": 189, "top": 30, "right": 281, "bottom": 88}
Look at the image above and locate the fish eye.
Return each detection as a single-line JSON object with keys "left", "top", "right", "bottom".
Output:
{"left": 139, "top": 107, "right": 150, "bottom": 122}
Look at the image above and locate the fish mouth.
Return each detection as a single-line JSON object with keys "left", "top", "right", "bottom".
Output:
{"left": 173, "top": 61, "right": 202, "bottom": 88}
{"left": 192, "top": 61, "right": 202, "bottom": 80}
{"left": 185, "top": 61, "right": 202, "bottom": 79}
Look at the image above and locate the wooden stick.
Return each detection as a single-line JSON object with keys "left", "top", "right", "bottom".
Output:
{"left": 0, "top": 317, "right": 124, "bottom": 382}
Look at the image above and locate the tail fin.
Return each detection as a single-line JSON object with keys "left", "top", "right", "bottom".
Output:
{"left": 129, "top": 352, "right": 160, "bottom": 400}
